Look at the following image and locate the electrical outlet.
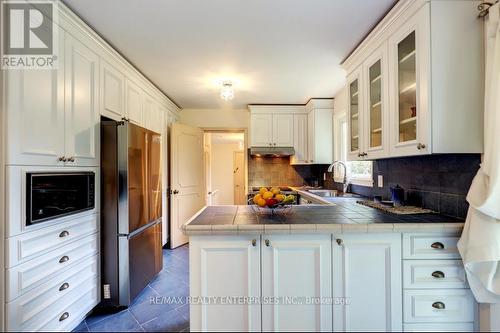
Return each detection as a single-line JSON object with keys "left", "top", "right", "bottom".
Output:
{"left": 378, "top": 175, "right": 384, "bottom": 188}
{"left": 103, "top": 284, "right": 111, "bottom": 299}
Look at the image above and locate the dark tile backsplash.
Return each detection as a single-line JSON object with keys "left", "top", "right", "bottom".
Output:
{"left": 369, "top": 154, "right": 480, "bottom": 219}
{"left": 248, "top": 154, "right": 328, "bottom": 188}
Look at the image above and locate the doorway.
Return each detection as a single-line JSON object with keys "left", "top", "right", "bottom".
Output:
{"left": 204, "top": 131, "right": 246, "bottom": 205}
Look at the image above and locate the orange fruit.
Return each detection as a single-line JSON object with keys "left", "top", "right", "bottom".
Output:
{"left": 275, "top": 194, "right": 285, "bottom": 202}
{"left": 256, "top": 198, "right": 267, "bottom": 207}
{"left": 253, "top": 194, "right": 262, "bottom": 204}
{"left": 262, "top": 191, "right": 274, "bottom": 200}
{"left": 271, "top": 187, "right": 281, "bottom": 195}
{"left": 259, "top": 187, "right": 268, "bottom": 195}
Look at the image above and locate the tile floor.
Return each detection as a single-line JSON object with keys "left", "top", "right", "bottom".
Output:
{"left": 73, "top": 245, "right": 190, "bottom": 332}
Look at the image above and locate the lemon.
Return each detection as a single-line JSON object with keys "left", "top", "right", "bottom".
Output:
{"left": 275, "top": 194, "right": 285, "bottom": 202}
{"left": 262, "top": 191, "right": 274, "bottom": 200}
{"left": 259, "top": 187, "right": 268, "bottom": 195}
{"left": 271, "top": 187, "right": 281, "bottom": 195}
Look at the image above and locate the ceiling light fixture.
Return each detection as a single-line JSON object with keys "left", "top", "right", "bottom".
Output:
{"left": 220, "top": 81, "right": 234, "bottom": 101}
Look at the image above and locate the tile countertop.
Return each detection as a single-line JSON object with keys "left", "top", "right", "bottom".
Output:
{"left": 182, "top": 197, "right": 465, "bottom": 236}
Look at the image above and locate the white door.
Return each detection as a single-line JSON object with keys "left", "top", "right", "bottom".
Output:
{"left": 250, "top": 114, "right": 273, "bottom": 147}
{"left": 272, "top": 114, "right": 294, "bottom": 147}
{"left": 388, "top": 3, "right": 430, "bottom": 157}
{"left": 170, "top": 123, "right": 205, "bottom": 248}
{"left": 233, "top": 151, "right": 245, "bottom": 205}
{"left": 262, "top": 235, "right": 333, "bottom": 332}
{"left": 291, "top": 114, "right": 308, "bottom": 164}
{"left": 100, "top": 60, "right": 124, "bottom": 121}
{"left": 332, "top": 233, "right": 402, "bottom": 331}
{"left": 4, "top": 28, "right": 65, "bottom": 166}
{"left": 124, "top": 78, "right": 143, "bottom": 125}
{"left": 64, "top": 34, "right": 99, "bottom": 167}
{"left": 190, "top": 236, "right": 261, "bottom": 332}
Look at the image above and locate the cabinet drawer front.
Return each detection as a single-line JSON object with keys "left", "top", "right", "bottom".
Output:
{"left": 403, "top": 260, "right": 468, "bottom": 289}
{"left": 7, "top": 255, "right": 98, "bottom": 331}
{"left": 404, "top": 322, "right": 474, "bottom": 332}
{"left": 7, "top": 233, "right": 99, "bottom": 301}
{"left": 403, "top": 289, "right": 475, "bottom": 323}
{"left": 7, "top": 214, "right": 98, "bottom": 267}
{"left": 403, "top": 234, "right": 460, "bottom": 259}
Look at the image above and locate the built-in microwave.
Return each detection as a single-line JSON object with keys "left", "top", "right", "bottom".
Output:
{"left": 26, "top": 172, "right": 95, "bottom": 226}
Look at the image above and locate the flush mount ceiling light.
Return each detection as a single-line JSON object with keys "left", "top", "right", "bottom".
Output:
{"left": 220, "top": 81, "right": 234, "bottom": 101}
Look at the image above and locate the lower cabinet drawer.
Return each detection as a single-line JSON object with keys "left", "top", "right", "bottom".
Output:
{"left": 6, "top": 233, "right": 99, "bottom": 301}
{"left": 6, "top": 255, "right": 99, "bottom": 331}
{"left": 6, "top": 213, "right": 98, "bottom": 267}
{"left": 403, "top": 260, "right": 468, "bottom": 289}
{"left": 403, "top": 234, "right": 461, "bottom": 260}
{"left": 404, "top": 322, "right": 474, "bottom": 332}
{"left": 403, "top": 289, "right": 475, "bottom": 323}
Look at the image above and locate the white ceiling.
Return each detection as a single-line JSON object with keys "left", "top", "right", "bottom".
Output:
{"left": 63, "top": 0, "right": 396, "bottom": 109}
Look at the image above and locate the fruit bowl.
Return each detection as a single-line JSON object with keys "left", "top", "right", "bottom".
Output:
{"left": 249, "top": 187, "right": 296, "bottom": 214}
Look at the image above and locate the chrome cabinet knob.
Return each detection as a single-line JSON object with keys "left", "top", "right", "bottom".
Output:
{"left": 68, "top": 156, "right": 75, "bottom": 162}
{"left": 251, "top": 239, "right": 257, "bottom": 247}
{"left": 265, "top": 239, "right": 270, "bottom": 247}
{"left": 432, "top": 301, "right": 445, "bottom": 310}
{"left": 336, "top": 239, "right": 343, "bottom": 246}
{"left": 432, "top": 271, "right": 445, "bottom": 279}
{"left": 431, "top": 242, "right": 445, "bottom": 250}
{"left": 417, "top": 143, "right": 427, "bottom": 150}
{"left": 59, "top": 230, "right": 70, "bottom": 238}
{"left": 59, "top": 312, "right": 70, "bottom": 321}
{"left": 59, "top": 255, "right": 70, "bottom": 263}
{"left": 59, "top": 282, "right": 70, "bottom": 291}
{"left": 58, "top": 156, "right": 67, "bottom": 162}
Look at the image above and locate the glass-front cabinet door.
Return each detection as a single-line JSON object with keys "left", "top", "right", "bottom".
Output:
{"left": 362, "top": 44, "right": 388, "bottom": 159}
{"left": 347, "top": 68, "right": 363, "bottom": 160}
{"left": 389, "top": 4, "right": 430, "bottom": 156}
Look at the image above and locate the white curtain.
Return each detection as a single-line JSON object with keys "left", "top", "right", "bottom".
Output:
{"left": 458, "top": 3, "right": 500, "bottom": 303}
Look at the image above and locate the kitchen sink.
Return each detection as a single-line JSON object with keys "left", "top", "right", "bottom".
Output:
{"left": 307, "top": 189, "right": 340, "bottom": 197}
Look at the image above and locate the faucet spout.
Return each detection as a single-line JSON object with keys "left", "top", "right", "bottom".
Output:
{"left": 327, "top": 161, "right": 348, "bottom": 193}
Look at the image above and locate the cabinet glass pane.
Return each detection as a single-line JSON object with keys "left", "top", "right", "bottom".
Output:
{"left": 369, "top": 60, "right": 382, "bottom": 148}
{"left": 349, "top": 79, "right": 359, "bottom": 152}
{"left": 397, "top": 31, "right": 417, "bottom": 143}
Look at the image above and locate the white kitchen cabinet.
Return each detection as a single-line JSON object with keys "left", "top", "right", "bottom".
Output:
{"left": 64, "top": 33, "right": 100, "bottom": 167}
{"left": 189, "top": 236, "right": 261, "bottom": 332}
{"left": 307, "top": 105, "right": 333, "bottom": 164}
{"left": 100, "top": 60, "right": 125, "bottom": 121}
{"left": 124, "top": 78, "right": 144, "bottom": 125}
{"left": 343, "top": 0, "right": 483, "bottom": 159}
{"left": 250, "top": 114, "right": 273, "bottom": 147}
{"left": 250, "top": 112, "right": 294, "bottom": 147}
{"left": 143, "top": 94, "right": 165, "bottom": 134}
{"left": 290, "top": 114, "right": 308, "bottom": 164}
{"left": 261, "top": 235, "right": 332, "bottom": 332}
{"left": 332, "top": 233, "right": 402, "bottom": 331}
{"left": 272, "top": 114, "right": 294, "bottom": 147}
{"left": 4, "top": 26, "right": 66, "bottom": 166}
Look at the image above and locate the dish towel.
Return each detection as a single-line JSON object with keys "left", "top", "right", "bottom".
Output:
{"left": 458, "top": 2, "right": 500, "bottom": 303}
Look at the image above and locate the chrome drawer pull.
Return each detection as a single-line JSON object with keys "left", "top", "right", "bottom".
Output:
{"left": 59, "top": 282, "right": 70, "bottom": 291}
{"left": 59, "top": 230, "right": 70, "bottom": 238}
{"left": 431, "top": 242, "right": 445, "bottom": 250}
{"left": 59, "top": 312, "right": 70, "bottom": 322}
{"left": 59, "top": 255, "right": 70, "bottom": 263}
{"left": 432, "top": 301, "right": 446, "bottom": 310}
{"left": 432, "top": 271, "right": 445, "bottom": 279}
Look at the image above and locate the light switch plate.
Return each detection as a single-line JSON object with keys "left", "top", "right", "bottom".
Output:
{"left": 378, "top": 175, "right": 383, "bottom": 188}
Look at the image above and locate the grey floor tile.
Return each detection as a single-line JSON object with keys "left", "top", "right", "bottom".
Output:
{"left": 88, "top": 310, "right": 142, "bottom": 332}
{"left": 130, "top": 299, "right": 177, "bottom": 325}
{"left": 140, "top": 308, "right": 189, "bottom": 332}
{"left": 72, "top": 320, "right": 89, "bottom": 332}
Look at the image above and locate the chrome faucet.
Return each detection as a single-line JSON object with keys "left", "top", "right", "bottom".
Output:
{"left": 327, "top": 161, "right": 348, "bottom": 193}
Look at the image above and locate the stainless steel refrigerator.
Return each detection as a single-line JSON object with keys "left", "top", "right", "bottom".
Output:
{"left": 101, "top": 119, "right": 163, "bottom": 308}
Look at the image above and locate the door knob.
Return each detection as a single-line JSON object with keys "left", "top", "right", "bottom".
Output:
{"left": 172, "top": 189, "right": 179, "bottom": 194}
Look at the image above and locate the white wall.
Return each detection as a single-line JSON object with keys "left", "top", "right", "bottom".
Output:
{"left": 180, "top": 108, "right": 249, "bottom": 129}
{"left": 210, "top": 142, "right": 243, "bottom": 205}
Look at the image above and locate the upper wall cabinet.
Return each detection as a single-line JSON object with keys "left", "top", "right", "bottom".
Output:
{"left": 125, "top": 78, "right": 144, "bottom": 125}
{"left": 342, "top": 0, "right": 484, "bottom": 160}
{"left": 100, "top": 60, "right": 125, "bottom": 121}
{"left": 249, "top": 112, "right": 293, "bottom": 147}
{"left": 249, "top": 101, "right": 333, "bottom": 165}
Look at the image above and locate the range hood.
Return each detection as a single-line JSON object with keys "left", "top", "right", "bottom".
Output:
{"left": 249, "top": 146, "right": 295, "bottom": 157}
